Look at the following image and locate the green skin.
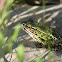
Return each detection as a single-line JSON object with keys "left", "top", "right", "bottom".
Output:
{"left": 21, "top": 21, "right": 62, "bottom": 48}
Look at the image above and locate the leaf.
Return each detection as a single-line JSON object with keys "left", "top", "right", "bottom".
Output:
{"left": 0, "top": 31, "right": 5, "bottom": 58}
{"left": 0, "top": 0, "right": 14, "bottom": 25}
{"left": 8, "top": 24, "right": 20, "bottom": 50}
{"left": 0, "top": 31, "right": 5, "bottom": 46}
{"left": 17, "top": 44, "right": 24, "bottom": 62}
{"left": 0, "top": 46, "right": 4, "bottom": 58}
{"left": 34, "top": 51, "right": 50, "bottom": 62}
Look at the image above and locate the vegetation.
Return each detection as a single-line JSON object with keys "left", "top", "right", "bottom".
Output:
{"left": 0, "top": 0, "right": 24, "bottom": 62}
